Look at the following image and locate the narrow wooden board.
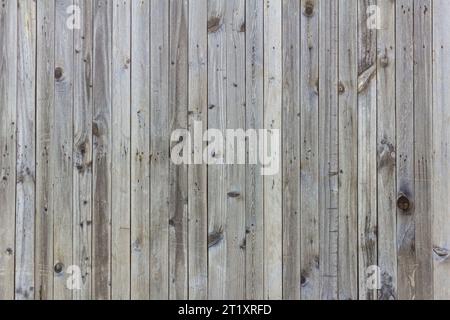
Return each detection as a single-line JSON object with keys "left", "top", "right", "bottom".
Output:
{"left": 300, "top": 0, "right": 320, "bottom": 300}
{"left": 169, "top": 0, "right": 189, "bottom": 300}
{"left": 432, "top": 0, "right": 450, "bottom": 300}
{"left": 245, "top": 0, "right": 264, "bottom": 300}
{"left": 263, "top": 0, "right": 283, "bottom": 300}
{"left": 338, "top": 0, "right": 358, "bottom": 300}
{"left": 207, "top": 0, "right": 228, "bottom": 300}
{"left": 357, "top": 0, "right": 378, "bottom": 301}
{"left": 35, "top": 0, "right": 55, "bottom": 301}
{"left": 396, "top": 0, "right": 415, "bottom": 300}
{"left": 73, "top": 0, "right": 93, "bottom": 300}
{"left": 92, "top": 0, "right": 113, "bottom": 300}
{"left": 150, "top": 0, "right": 170, "bottom": 300}
{"left": 188, "top": 0, "right": 208, "bottom": 300}
{"left": 282, "top": 0, "right": 301, "bottom": 300}
{"left": 414, "top": 0, "right": 433, "bottom": 300}
{"left": 111, "top": 0, "right": 131, "bottom": 300}
{"left": 131, "top": 0, "right": 150, "bottom": 300}
{"left": 377, "top": 0, "right": 397, "bottom": 300}
{"left": 0, "top": 0, "right": 17, "bottom": 300}
{"left": 15, "top": 0, "right": 36, "bottom": 300}
{"left": 318, "top": 0, "right": 339, "bottom": 300}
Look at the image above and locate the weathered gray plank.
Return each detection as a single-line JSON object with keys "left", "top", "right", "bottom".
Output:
{"left": 207, "top": 0, "right": 227, "bottom": 300}
{"left": 338, "top": 0, "right": 358, "bottom": 300}
{"left": 377, "top": 0, "right": 397, "bottom": 300}
{"left": 188, "top": 0, "right": 208, "bottom": 300}
{"left": 111, "top": 0, "right": 131, "bottom": 300}
{"left": 414, "top": 0, "right": 433, "bottom": 300}
{"left": 0, "top": 0, "right": 17, "bottom": 300}
{"left": 169, "top": 0, "right": 188, "bottom": 300}
{"left": 150, "top": 0, "right": 170, "bottom": 300}
{"left": 432, "top": 0, "right": 450, "bottom": 300}
{"left": 224, "top": 0, "right": 246, "bottom": 299}
{"left": 131, "top": 0, "right": 150, "bottom": 300}
{"left": 53, "top": 0, "right": 74, "bottom": 300}
{"left": 357, "top": 0, "right": 378, "bottom": 300}
{"left": 35, "top": 0, "right": 54, "bottom": 301}
{"left": 245, "top": 0, "right": 264, "bottom": 300}
{"left": 396, "top": 0, "right": 415, "bottom": 300}
{"left": 318, "top": 0, "right": 339, "bottom": 300}
{"left": 15, "top": 0, "right": 36, "bottom": 300}
{"left": 92, "top": 0, "right": 112, "bottom": 300}
{"left": 73, "top": 0, "right": 93, "bottom": 300}
{"left": 282, "top": 0, "right": 301, "bottom": 300}
{"left": 264, "top": 0, "right": 283, "bottom": 300}
{"left": 300, "top": 0, "right": 320, "bottom": 301}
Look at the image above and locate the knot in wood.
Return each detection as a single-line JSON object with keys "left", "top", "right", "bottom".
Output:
{"left": 304, "top": 2, "right": 314, "bottom": 17}
{"left": 54, "top": 262, "right": 64, "bottom": 274}
{"left": 397, "top": 194, "right": 411, "bottom": 212}
{"left": 55, "top": 67, "right": 63, "bottom": 80}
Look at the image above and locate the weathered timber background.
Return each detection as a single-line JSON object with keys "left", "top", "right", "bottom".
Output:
{"left": 0, "top": 0, "right": 447, "bottom": 300}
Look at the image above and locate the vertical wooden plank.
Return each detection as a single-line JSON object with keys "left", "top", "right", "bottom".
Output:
{"left": 264, "top": 0, "right": 282, "bottom": 300}
{"left": 245, "top": 0, "right": 264, "bottom": 300}
{"left": 318, "top": 0, "right": 339, "bottom": 300}
{"left": 224, "top": 0, "right": 246, "bottom": 299}
{"left": 15, "top": 0, "right": 36, "bottom": 300}
{"left": 282, "top": 0, "right": 301, "bottom": 300}
{"left": 414, "top": 0, "right": 433, "bottom": 300}
{"left": 169, "top": 0, "right": 188, "bottom": 300}
{"left": 53, "top": 0, "right": 74, "bottom": 300}
{"left": 111, "top": 0, "right": 131, "bottom": 300}
{"left": 207, "top": 0, "right": 227, "bottom": 300}
{"left": 377, "top": 0, "right": 397, "bottom": 300}
{"left": 150, "top": 0, "right": 169, "bottom": 300}
{"left": 131, "top": 0, "right": 150, "bottom": 300}
{"left": 432, "top": 0, "right": 450, "bottom": 300}
{"left": 396, "top": 0, "right": 415, "bottom": 300}
{"left": 357, "top": 0, "right": 378, "bottom": 300}
{"left": 73, "top": 0, "right": 93, "bottom": 300}
{"left": 0, "top": 0, "right": 17, "bottom": 300}
{"left": 36, "top": 0, "right": 54, "bottom": 301}
{"left": 338, "top": 0, "right": 358, "bottom": 300}
{"left": 188, "top": 0, "right": 208, "bottom": 300}
{"left": 92, "top": 0, "right": 112, "bottom": 300}
{"left": 300, "top": 0, "right": 320, "bottom": 300}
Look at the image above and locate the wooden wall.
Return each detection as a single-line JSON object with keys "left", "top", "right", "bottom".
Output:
{"left": 0, "top": 0, "right": 446, "bottom": 300}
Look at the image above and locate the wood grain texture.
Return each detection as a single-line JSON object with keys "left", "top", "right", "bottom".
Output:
{"left": 188, "top": 0, "right": 208, "bottom": 300}
{"left": 357, "top": 0, "right": 378, "bottom": 301}
{"left": 131, "top": 0, "right": 150, "bottom": 300}
{"left": 111, "top": 0, "right": 131, "bottom": 300}
{"left": 73, "top": 0, "right": 93, "bottom": 301}
{"left": 150, "top": 0, "right": 170, "bottom": 300}
{"left": 338, "top": 0, "right": 358, "bottom": 300}
{"left": 300, "top": 0, "right": 320, "bottom": 301}
{"left": 0, "top": 0, "right": 17, "bottom": 300}
{"left": 207, "top": 0, "right": 227, "bottom": 300}
{"left": 169, "top": 0, "right": 188, "bottom": 300}
{"left": 1, "top": 0, "right": 446, "bottom": 300}
{"left": 92, "top": 0, "right": 112, "bottom": 300}
{"left": 318, "top": 0, "right": 339, "bottom": 300}
{"left": 377, "top": 0, "right": 397, "bottom": 300}
{"left": 414, "top": 0, "right": 433, "bottom": 300}
{"left": 15, "top": 0, "right": 36, "bottom": 300}
{"left": 432, "top": 0, "right": 450, "bottom": 300}
{"left": 35, "top": 0, "right": 54, "bottom": 301}
{"left": 396, "top": 0, "right": 415, "bottom": 300}
{"left": 245, "top": 0, "right": 264, "bottom": 300}
{"left": 282, "top": 0, "right": 301, "bottom": 300}
{"left": 263, "top": 0, "right": 283, "bottom": 300}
